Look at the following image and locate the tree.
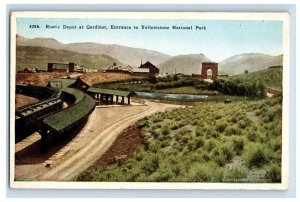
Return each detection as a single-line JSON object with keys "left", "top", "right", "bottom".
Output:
{"left": 148, "top": 75, "right": 158, "bottom": 84}
{"left": 257, "top": 82, "right": 266, "bottom": 98}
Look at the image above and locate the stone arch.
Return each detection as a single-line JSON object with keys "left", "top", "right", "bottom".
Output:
{"left": 206, "top": 69, "right": 213, "bottom": 79}
{"left": 201, "top": 62, "right": 218, "bottom": 80}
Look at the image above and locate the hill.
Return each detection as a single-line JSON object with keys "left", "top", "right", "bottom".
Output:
{"left": 16, "top": 46, "right": 123, "bottom": 71}
{"left": 158, "top": 54, "right": 213, "bottom": 75}
{"left": 229, "top": 67, "right": 282, "bottom": 89}
{"left": 16, "top": 35, "right": 171, "bottom": 67}
{"left": 219, "top": 53, "right": 283, "bottom": 75}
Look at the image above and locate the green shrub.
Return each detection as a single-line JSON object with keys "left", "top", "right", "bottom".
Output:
{"left": 205, "top": 139, "right": 217, "bottom": 152}
{"left": 215, "top": 121, "right": 228, "bottom": 133}
{"left": 205, "top": 129, "right": 219, "bottom": 139}
{"left": 262, "top": 108, "right": 278, "bottom": 123}
{"left": 243, "top": 143, "right": 268, "bottom": 168}
{"left": 161, "top": 126, "right": 171, "bottom": 136}
{"left": 195, "top": 127, "right": 202, "bottom": 136}
{"left": 151, "top": 130, "right": 160, "bottom": 138}
{"left": 171, "top": 122, "right": 181, "bottom": 130}
{"left": 212, "top": 143, "right": 234, "bottom": 166}
{"left": 148, "top": 142, "right": 160, "bottom": 153}
{"left": 224, "top": 126, "right": 241, "bottom": 136}
{"left": 141, "top": 154, "right": 160, "bottom": 175}
{"left": 178, "top": 128, "right": 192, "bottom": 135}
{"left": 231, "top": 137, "right": 245, "bottom": 155}
{"left": 265, "top": 164, "right": 281, "bottom": 182}
{"left": 187, "top": 137, "right": 205, "bottom": 151}
{"left": 201, "top": 152, "right": 211, "bottom": 162}
{"left": 153, "top": 116, "right": 163, "bottom": 123}
{"left": 247, "top": 131, "right": 258, "bottom": 142}
{"left": 223, "top": 167, "right": 247, "bottom": 182}
{"left": 187, "top": 162, "right": 224, "bottom": 182}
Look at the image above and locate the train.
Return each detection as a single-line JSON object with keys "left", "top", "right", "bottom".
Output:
{"left": 15, "top": 85, "right": 64, "bottom": 142}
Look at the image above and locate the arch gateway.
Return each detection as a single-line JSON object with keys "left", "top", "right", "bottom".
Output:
{"left": 201, "top": 62, "right": 218, "bottom": 80}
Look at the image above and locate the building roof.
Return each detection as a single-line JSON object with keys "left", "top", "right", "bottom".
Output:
{"left": 48, "top": 78, "right": 76, "bottom": 89}
{"left": 132, "top": 68, "right": 150, "bottom": 73}
{"left": 140, "top": 61, "right": 158, "bottom": 69}
{"left": 43, "top": 89, "right": 95, "bottom": 132}
{"left": 202, "top": 62, "right": 218, "bottom": 64}
{"left": 62, "top": 88, "right": 85, "bottom": 104}
{"left": 87, "top": 87, "right": 135, "bottom": 97}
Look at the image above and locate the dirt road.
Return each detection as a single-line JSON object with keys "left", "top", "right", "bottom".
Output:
{"left": 15, "top": 101, "right": 182, "bottom": 181}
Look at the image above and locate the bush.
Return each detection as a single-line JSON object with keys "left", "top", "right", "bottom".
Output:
{"left": 224, "top": 126, "right": 241, "bottom": 136}
{"left": 223, "top": 167, "right": 247, "bottom": 182}
{"left": 153, "top": 116, "right": 163, "bottom": 123}
{"left": 212, "top": 143, "right": 234, "bottom": 166}
{"left": 265, "top": 164, "right": 281, "bottom": 182}
{"left": 205, "top": 129, "right": 219, "bottom": 139}
{"left": 205, "top": 139, "right": 217, "bottom": 152}
{"left": 247, "top": 131, "right": 258, "bottom": 142}
{"left": 187, "top": 137, "right": 205, "bottom": 151}
{"left": 243, "top": 143, "right": 268, "bottom": 168}
{"left": 171, "top": 122, "right": 181, "bottom": 130}
{"left": 151, "top": 130, "right": 160, "bottom": 138}
{"left": 141, "top": 154, "right": 160, "bottom": 175}
{"left": 216, "top": 121, "right": 228, "bottom": 133}
{"left": 231, "top": 137, "right": 245, "bottom": 155}
{"left": 161, "top": 126, "right": 171, "bottom": 136}
{"left": 187, "top": 162, "right": 224, "bottom": 182}
{"left": 262, "top": 108, "right": 278, "bottom": 123}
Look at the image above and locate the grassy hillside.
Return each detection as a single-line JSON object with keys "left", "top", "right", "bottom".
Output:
{"left": 16, "top": 46, "right": 123, "bottom": 71}
{"left": 219, "top": 53, "right": 282, "bottom": 75}
{"left": 229, "top": 67, "right": 282, "bottom": 89}
{"left": 77, "top": 97, "right": 282, "bottom": 183}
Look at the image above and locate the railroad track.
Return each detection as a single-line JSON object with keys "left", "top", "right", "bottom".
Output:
{"left": 37, "top": 101, "right": 182, "bottom": 180}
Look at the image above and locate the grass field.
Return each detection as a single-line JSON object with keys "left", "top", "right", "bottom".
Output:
{"left": 229, "top": 68, "right": 282, "bottom": 90}
{"left": 77, "top": 96, "right": 282, "bottom": 183}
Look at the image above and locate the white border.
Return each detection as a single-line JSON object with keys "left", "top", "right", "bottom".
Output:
{"left": 9, "top": 11, "right": 290, "bottom": 190}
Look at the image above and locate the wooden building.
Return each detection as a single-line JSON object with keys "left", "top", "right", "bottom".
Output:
{"left": 48, "top": 62, "right": 76, "bottom": 73}
{"left": 139, "top": 61, "right": 159, "bottom": 75}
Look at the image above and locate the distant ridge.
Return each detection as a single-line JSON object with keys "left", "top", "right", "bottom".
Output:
{"left": 16, "top": 35, "right": 171, "bottom": 67}
{"left": 158, "top": 54, "right": 213, "bottom": 75}
{"left": 219, "top": 53, "right": 283, "bottom": 75}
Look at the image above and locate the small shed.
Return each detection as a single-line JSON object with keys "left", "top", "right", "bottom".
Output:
{"left": 86, "top": 87, "right": 136, "bottom": 105}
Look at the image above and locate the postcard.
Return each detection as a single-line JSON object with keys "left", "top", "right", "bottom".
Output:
{"left": 10, "top": 11, "right": 290, "bottom": 190}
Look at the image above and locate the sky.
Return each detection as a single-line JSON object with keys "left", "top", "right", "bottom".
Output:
{"left": 16, "top": 18, "right": 283, "bottom": 62}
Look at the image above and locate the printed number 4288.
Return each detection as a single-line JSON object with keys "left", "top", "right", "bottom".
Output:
{"left": 29, "top": 25, "right": 40, "bottom": 28}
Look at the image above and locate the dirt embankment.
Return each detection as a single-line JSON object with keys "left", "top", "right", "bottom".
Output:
{"left": 93, "top": 123, "right": 142, "bottom": 166}
{"left": 16, "top": 72, "right": 67, "bottom": 85}
{"left": 16, "top": 72, "right": 145, "bottom": 86}
{"left": 80, "top": 72, "right": 145, "bottom": 86}
{"left": 15, "top": 94, "right": 40, "bottom": 109}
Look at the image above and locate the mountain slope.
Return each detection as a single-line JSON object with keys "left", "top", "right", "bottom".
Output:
{"left": 219, "top": 53, "right": 283, "bottom": 75}
{"left": 16, "top": 35, "right": 171, "bottom": 67}
{"left": 229, "top": 67, "right": 282, "bottom": 90}
{"left": 16, "top": 46, "right": 123, "bottom": 71}
{"left": 158, "top": 54, "right": 213, "bottom": 75}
